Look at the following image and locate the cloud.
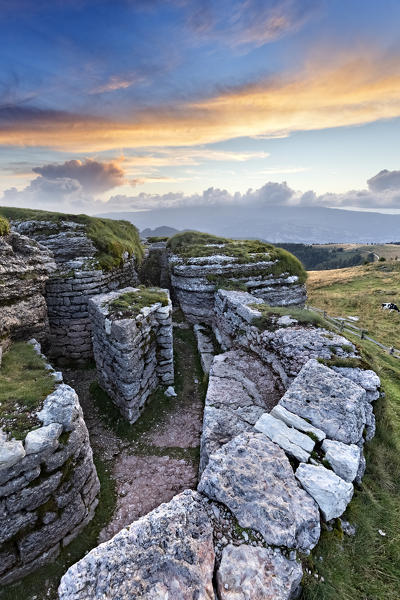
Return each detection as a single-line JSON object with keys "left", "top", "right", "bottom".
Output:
{"left": 2, "top": 176, "right": 91, "bottom": 212}
{"left": 32, "top": 158, "right": 126, "bottom": 193}
{"left": 367, "top": 169, "right": 400, "bottom": 192}
{"left": 2, "top": 48, "right": 400, "bottom": 152}
{"left": 186, "top": 0, "right": 320, "bottom": 48}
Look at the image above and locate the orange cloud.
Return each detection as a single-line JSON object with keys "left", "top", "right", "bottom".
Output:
{"left": 2, "top": 49, "right": 400, "bottom": 151}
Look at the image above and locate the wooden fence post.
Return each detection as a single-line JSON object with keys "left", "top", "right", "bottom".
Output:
{"left": 361, "top": 330, "right": 365, "bottom": 339}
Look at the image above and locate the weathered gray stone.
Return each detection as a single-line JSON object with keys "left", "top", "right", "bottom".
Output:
{"left": 332, "top": 367, "right": 380, "bottom": 402}
{"left": 255, "top": 412, "right": 314, "bottom": 462}
{"left": 271, "top": 405, "right": 326, "bottom": 441}
{"left": 24, "top": 423, "right": 63, "bottom": 454}
{"left": 280, "top": 360, "right": 367, "bottom": 444}
{"left": 199, "top": 350, "right": 282, "bottom": 473}
{"left": 198, "top": 432, "right": 320, "bottom": 551}
{"left": 58, "top": 490, "right": 215, "bottom": 600}
{"left": 6, "top": 471, "right": 62, "bottom": 513}
{"left": 0, "top": 441, "right": 25, "bottom": 470}
{"left": 37, "top": 384, "right": 80, "bottom": 431}
{"left": 322, "top": 439, "right": 361, "bottom": 483}
{"left": 217, "top": 544, "right": 303, "bottom": 600}
{"left": 296, "top": 463, "right": 354, "bottom": 521}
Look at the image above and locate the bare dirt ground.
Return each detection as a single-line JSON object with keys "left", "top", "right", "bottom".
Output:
{"left": 63, "top": 321, "right": 206, "bottom": 543}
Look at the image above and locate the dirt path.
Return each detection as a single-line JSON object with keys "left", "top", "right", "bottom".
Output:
{"left": 64, "top": 319, "right": 206, "bottom": 543}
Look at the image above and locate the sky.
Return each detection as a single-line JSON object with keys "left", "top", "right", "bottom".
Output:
{"left": 1, "top": 0, "right": 400, "bottom": 215}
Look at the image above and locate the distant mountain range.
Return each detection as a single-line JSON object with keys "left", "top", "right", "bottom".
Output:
{"left": 97, "top": 205, "right": 400, "bottom": 244}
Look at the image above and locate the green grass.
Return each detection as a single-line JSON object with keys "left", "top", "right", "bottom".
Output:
{"left": 301, "top": 265, "right": 400, "bottom": 600}
{"left": 308, "top": 262, "right": 400, "bottom": 349}
{"left": 167, "top": 231, "right": 307, "bottom": 283}
{"left": 146, "top": 236, "right": 169, "bottom": 243}
{"left": 0, "top": 342, "right": 56, "bottom": 439}
{"left": 250, "top": 303, "right": 329, "bottom": 330}
{"left": 0, "top": 206, "right": 143, "bottom": 271}
{"left": 0, "top": 215, "right": 10, "bottom": 236}
{"left": 108, "top": 286, "right": 169, "bottom": 318}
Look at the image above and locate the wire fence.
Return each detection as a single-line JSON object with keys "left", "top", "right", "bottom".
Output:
{"left": 304, "top": 303, "right": 400, "bottom": 360}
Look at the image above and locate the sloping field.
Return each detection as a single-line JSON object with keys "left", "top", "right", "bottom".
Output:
{"left": 302, "top": 263, "right": 400, "bottom": 600}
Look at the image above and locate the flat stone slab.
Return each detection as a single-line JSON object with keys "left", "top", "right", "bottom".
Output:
{"left": 296, "top": 463, "right": 354, "bottom": 521}
{"left": 216, "top": 544, "right": 302, "bottom": 600}
{"left": 198, "top": 432, "right": 320, "bottom": 551}
{"left": 321, "top": 439, "right": 361, "bottom": 483}
{"left": 270, "top": 405, "right": 326, "bottom": 442}
{"left": 199, "top": 350, "right": 281, "bottom": 473}
{"left": 255, "top": 413, "right": 314, "bottom": 462}
{"left": 0, "top": 441, "right": 25, "bottom": 471}
{"left": 58, "top": 490, "right": 215, "bottom": 600}
{"left": 279, "top": 359, "right": 367, "bottom": 444}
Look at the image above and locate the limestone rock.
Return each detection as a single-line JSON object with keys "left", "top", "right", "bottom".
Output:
{"left": 280, "top": 359, "right": 367, "bottom": 444}
{"left": 332, "top": 367, "right": 380, "bottom": 402}
{"left": 37, "top": 385, "right": 80, "bottom": 431}
{"left": 58, "top": 490, "right": 215, "bottom": 600}
{"left": 217, "top": 544, "right": 302, "bottom": 600}
{"left": 198, "top": 432, "right": 320, "bottom": 551}
{"left": 271, "top": 405, "right": 326, "bottom": 441}
{"left": 296, "top": 463, "right": 354, "bottom": 521}
{"left": 322, "top": 439, "right": 361, "bottom": 483}
{"left": 255, "top": 412, "right": 314, "bottom": 462}
{"left": 24, "top": 424, "right": 63, "bottom": 455}
{"left": 199, "top": 350, "right": 281, "bottom": 473}
{"left": 0, "top": 441, "right": 26, "bottom": 471}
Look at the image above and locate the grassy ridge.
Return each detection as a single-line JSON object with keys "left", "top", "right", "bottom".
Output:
{"left": 167, "top": 231, "right": 307, "bottom": 283}
{"left": 0, "top": 206, "right": 144, "bottom": 270}
{"left": 302, "top": 264, "right": 400, "bottom": 599}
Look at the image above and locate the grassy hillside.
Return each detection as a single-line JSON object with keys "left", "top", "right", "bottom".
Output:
{"left": 302, "top": 262, "right": 400, "bottom": 600}
{"left": 0, "top": 206, "right": 144, "bottom": 270}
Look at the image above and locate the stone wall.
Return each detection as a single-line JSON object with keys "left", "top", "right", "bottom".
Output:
{"left": 0, "top": 346, "right": 99, "bottom": 585}
{"left": 89, "top": 287, "right": 174, "bottom": 423}
{"left": 59, "top": 283, "right": 380, "bottom": 600}
{"left": 169, "top": 253, "right": 306, "bottom": 324}
{"left": 139, "top": 241, "right": 170, "bottom": 288}
{"left": 12, "top": 220, "right": 139, "bottom": 363}
{"left": 0, "top": 231, "right": 55, "bottom": 345}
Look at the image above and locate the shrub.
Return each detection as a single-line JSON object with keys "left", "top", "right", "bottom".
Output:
{"left": 0, "top": 215, "right": 10, "bottom": 236}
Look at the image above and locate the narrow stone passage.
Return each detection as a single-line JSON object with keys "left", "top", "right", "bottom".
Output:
{"left": 64, "top": 312, "right": 207, "bottom": 544}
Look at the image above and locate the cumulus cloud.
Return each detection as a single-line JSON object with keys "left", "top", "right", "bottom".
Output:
{"left": 2, "top": 176, "right": 90, "bottom": 211}
{"left": 367, "top": 169, "right": 400, "bottom": 192}
{"left": 32, "top": 158, "right": 126, "bottom": 194}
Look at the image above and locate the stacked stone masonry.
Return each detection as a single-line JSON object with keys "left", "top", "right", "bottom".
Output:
{"left": 169, "top": 252, "right": 306, "bottom": 324}
{"left": 59, "top": 284, "right": 380, "bottom": 600}
{"left": 0, "top": 230, "right": 56, "bottom": 345}
{"left": 89, "top": 287, "right": 174, "bottom": 424}
{"left": 12, "top": 219, "right": 139, "bottom": 363}
{"left": 0, "top": 344, "right": 99, "bottom": 585}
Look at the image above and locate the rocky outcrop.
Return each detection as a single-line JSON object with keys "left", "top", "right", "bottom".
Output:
{"left": 58, "top": 490, "right": 215, "bottom": 600}
{"left": 214, "top": 289, "right": 357, "bottom": 381}
{"left": 12, "top": 219, "right": 139, "bottom": 364}
{"left": 199, "top": 350, "right": 282, "bottom": 473}
{"left": 89, "top": 287, "right": 174, "bottom": 423}
{"left": 168, "top": 235, "right": 306, "bottom": 324}
{"left": 0, "top": 365, "right": 99, "bottom": 585}
{"left": 0, "top": 230, "right": 55, "bottom": 344}
{"left": 198, "top": 432, "right": 321, "bottom": 552}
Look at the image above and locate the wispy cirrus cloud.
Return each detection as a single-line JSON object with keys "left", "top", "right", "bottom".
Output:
{"left": 1, "top": 49, "right": 400, "bottom": 152}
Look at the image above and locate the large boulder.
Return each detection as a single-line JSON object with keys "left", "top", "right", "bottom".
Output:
{"left": 216, "top": 544, "right": 302, "bottom": 600}
{"left": 198, "top": 432, "right": 320, "bottom": 551}
{"left": 296, "top": 463, "right": 354, "bottom": 521}
{"left": 279, "top": 359, "right": 367, "bottom": 444}
{"left": 199, "top": 350, "right": 281, "bottom": 473}
{"left": 58, "top": 490, "right": 215, "bottom": 600}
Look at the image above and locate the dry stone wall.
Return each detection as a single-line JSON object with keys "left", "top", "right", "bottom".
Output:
{"left": 12, "top": 220, "right": 139, "bottom": 363}
{"left": 89, "top": 287, "right": 174, "bottom": 423}
{"left": 0, "top": 230, "right": 55, "bottom": 345}
{"left": 169, "top": 253, "right": 306, "bottom": 324}
{"left": 0, "top": 343, "right": 99, "bottom": 585}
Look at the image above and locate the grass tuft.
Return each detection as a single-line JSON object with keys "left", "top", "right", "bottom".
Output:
{"left": 0, "top": 342, "right": 56, "bottom": 439}
{"left": 0, "top": 215, "right": 10, "bottom": 236}
{"left": 250, "top": 303, "right": 328, "bottom": 330}
{"left": 108, "top": 286, "right": 169, "bottom": 318}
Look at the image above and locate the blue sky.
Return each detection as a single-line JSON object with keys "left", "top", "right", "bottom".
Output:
{"left": 1, "top": 0, "right": 400, "bottom": 213}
